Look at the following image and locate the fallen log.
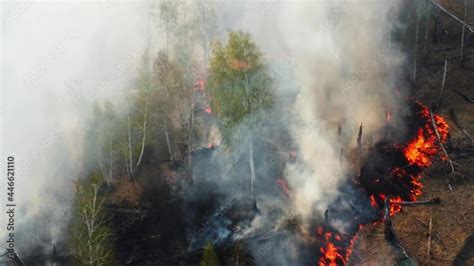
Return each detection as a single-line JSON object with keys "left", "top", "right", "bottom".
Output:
{"left": 429, "top": 109, "right": 455, "bottom": 179}
{"left": 427, "top": 217, "right": 433, "bottom": 263}
{"left": 383, "top": 198, "right": 415, "bottom": 265}
{"left": 447, "top": 183, "right": 472, "bottom": 231}
{"left": 414, "top": 217, "right": 450, "bottom": 251}
{"left": 429, "top": 110, "right": 471, "bottom": 230}
{"left": 453, "top": 89, "right": 474, "bottom": 103}
{"left": 430, "top": 1, "right": 474, "bottom": 32}
{"left": 391, "top": 198, "right": 441, "bottom": 206}
{"left": 384, "top": 198, "right": 397, "bottom": 243}
{"left": 450, "top": 150, "right": 474, "bottom": 159}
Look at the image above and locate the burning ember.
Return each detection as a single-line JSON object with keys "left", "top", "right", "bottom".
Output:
{"left": 317, "top": 100, "right": 449, "bottom": 265}
{"left": 276, "top": 178, "right": 291, "bottom": 197}
{"left": 385, "top": 110, "right": 392, "bottom": 124}
{"left": 195, "top": 78, "right": 205, "bottom": 92}
{"left": 203, "top": 106, "right": 212, "bottom": 114}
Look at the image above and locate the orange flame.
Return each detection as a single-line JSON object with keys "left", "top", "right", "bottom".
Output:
{"left": 317, "top": 227, "right": 350, "bottom": 266}
{"left": 317, "top": 101, "right": 449, "bottom": 265}
{"left": 403, "top": 104, "right": 449, "bottom": 167}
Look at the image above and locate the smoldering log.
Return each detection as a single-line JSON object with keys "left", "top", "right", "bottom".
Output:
{"left": 384, "top": 198, "right": 397, "bottom": 244}
{"left": 449, "top": 147, "right": 474, "bottom": 159}
{"left": 427, "top": 217, "right": 433, "bottom": 262}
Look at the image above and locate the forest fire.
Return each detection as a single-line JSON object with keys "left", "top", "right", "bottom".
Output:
{"left": 317, "top": 100, "right": 449, "bottom": 265}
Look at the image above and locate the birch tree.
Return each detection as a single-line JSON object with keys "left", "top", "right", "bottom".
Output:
{"left": 207, "top": 31, "right": 274, "bottom": 205}
{"left": 70, "top": 174, "right": 114, "bottom": 265}
{"left": 135, "top": 53, "right": 151, "bottom": 167}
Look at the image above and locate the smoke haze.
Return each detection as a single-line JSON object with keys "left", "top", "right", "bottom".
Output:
{"left": 1, "top": 0, "right": 150, "bottom": 253}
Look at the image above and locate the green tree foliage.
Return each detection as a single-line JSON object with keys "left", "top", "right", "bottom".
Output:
{"left": 200, "top": 241, "right": 220, "bottom": 266}
{"left": 208, "top": 31, "right": 274, "bottom": 203}
{"left": 208, "top": 31, "right": 274, "bottom": 142}
{"left": 69, "top": 173, "right": 115, "bottom": 265}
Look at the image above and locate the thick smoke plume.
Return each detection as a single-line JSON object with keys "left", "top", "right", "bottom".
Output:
{"left": 220, "top": 0, "right": 405, "bottom": 221}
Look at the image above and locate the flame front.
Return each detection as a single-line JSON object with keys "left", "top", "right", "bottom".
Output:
{"left": 317, "top": 101, "right": 449, "bottom": 265}
{"left": 317, "top": 227, "right": 346, "bottom": 266}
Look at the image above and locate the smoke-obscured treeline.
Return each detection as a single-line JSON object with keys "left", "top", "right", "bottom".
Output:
{"left": 69, "top": 1, "right": 283, "bottom": 265}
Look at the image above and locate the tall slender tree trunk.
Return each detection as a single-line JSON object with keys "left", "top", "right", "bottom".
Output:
{"left": 124, "top": 152, "right": 130, "bottom": 179}
{"left": 128, "top": 105, "right": 133, "bottom": 178}
{"left": 164, "top": 120, "right": 173, "bottom": 161}
{"left": 413, "top": 3, "right": 420, "bottom": 81}
{"left": 98, "top": 148, "right": 106, "bottom": 180}
{"left": 248, "top": 137, "right": 256, "bottom": 203}
{"left": 109, "top": 143, "right": 113, "bottom": 183}
{"left": 136, "top": 95, "right": 148, "bottom": 167}
{"left": 136, "top": 0, "right": 151, "bottom": 167}
{"left": 461, "top": 0, "right": 467, "bottom": 68}
{"left": 187, "top": 91, "right": 195, "bottom": 183}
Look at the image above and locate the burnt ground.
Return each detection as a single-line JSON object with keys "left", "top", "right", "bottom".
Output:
{"left": 354, "top": 1, "right": 474, "bottom": 265}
